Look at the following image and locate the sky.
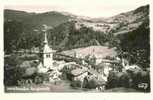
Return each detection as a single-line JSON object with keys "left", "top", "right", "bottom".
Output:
{"left": 4, "top": 0, "right": 150, "bottom": 18}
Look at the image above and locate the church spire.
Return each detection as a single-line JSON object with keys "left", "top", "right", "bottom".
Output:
{"left": 42, "top": 24, "right": 53, "bottom": 69}
{"left": 44, "top": 31, "right": 48, "bottom": 44}
{"left": 43, "top": 24, "right": 48, "bottom": 45}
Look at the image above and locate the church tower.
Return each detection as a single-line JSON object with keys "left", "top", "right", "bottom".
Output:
{"left": 43, "top": 26, "right": 53, "bottom": 69}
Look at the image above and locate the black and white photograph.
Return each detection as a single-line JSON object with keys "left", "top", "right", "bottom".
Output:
{"left": 3, "top": 0, "right": 151, "bottom": 93}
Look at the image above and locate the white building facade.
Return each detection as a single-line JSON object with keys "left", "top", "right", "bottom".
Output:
{"left": 43, "top": 30, "right": 54, "bottom": 69}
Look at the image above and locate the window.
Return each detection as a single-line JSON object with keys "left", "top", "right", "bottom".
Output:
{"left": 46, "top": 54, "right": 50, "bottom": 58}
{"left": 48, "top": 54, "right": 50, "bottom": 58}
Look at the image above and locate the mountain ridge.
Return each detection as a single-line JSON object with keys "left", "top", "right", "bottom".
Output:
{"left": 4, "top": 5, "right": 149, "bottom": 52}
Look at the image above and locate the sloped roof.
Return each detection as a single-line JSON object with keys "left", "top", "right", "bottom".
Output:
{"left": 20, "top": 61, "right": 31, "bottom": 68}
{"left": 88, "top": 69, "right": 99, "bottom": 75}
{"left": 96, "top": 77, "right": 106, "bottom": 85}
{"left": 71, "top": 67, "right": 88, "bottom": 76}
{"left": 87, "top": 73, "right": 106, "bottom": 85}
{"left": 37, "top": 62, "right": 43, "bottom": 69}
{"left": 62, "top": 46, "right": 117, "bottom": 59}
{"left": 20, "top": 60, "right": 39, "bottom": 68}
{"left": 20, "top": 60, "right": 39, "bottom": 77}
{"left": 43, "top": 44, "right": 53, "bottom": 53}
{"left": 22, "top": 67, "right": 37, "bottom": 77}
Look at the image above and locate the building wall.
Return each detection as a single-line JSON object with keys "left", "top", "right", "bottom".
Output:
{"left": 43, "top": 53, "right": 53, "bottom": 69}
{"left": 73, "top": 72, "right": 88, "bottom": 82}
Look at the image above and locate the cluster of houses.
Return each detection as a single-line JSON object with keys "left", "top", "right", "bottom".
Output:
{"left": 17, "top": 25, "right": 144, "bottom": 91}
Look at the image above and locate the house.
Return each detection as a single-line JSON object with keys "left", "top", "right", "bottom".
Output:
{"left": 37, "top": 62, "right": 48, "bottom": 73}
{"left": 20, "top": 60, "right": 39, "bottom": 68}
{"left": 83, "top": 69, "right": 106, "bottom": 90}
{"left": 30, "top": 47, "right": 40, "bottom": 53}
{"left": 18, "top": 61, "right": 38, "bottom": 86}
{"left": 57, "top": 61, "right": 76, "bottom": 71}
{"left": 19, "top": 60, "right": 38, "bottom": 77}
{"left": 62, "top": 46, "right": 117, "bottom": 60}
{"left": 48, "top": 69, "right": 62, "bottom": 82}
{"left": 70, "top": 67, "right": 88, "bottom": 82}
{"left": 121, "top": 58, "right": 142, "bottom": 71}
{"left": 20, "top": 61, "right": 32, "bottom": 68}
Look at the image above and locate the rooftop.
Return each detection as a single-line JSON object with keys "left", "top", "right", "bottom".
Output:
{"left": 71, "top": 67, "right": 88, "bottom": 76}
{"left": 61, "top": 46, "right": 117, "bottom": 59}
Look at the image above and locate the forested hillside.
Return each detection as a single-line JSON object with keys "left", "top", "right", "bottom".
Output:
{"left": 118, "top": 18, "right": 150, "bottom": 68}
{"left": 4, "top": 5, "right": 150, "bottom": 69}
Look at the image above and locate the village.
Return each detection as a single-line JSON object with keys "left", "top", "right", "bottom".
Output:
{"left": 4, "top": 24, "right": 150, "bottom": 92}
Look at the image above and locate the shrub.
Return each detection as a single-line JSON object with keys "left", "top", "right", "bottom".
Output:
{"left": 106, "top": 72, "right": 119, "bottom": 89}
{"left": 4, "top": 67, "right": 25, "bottom": 86}
{"left": 82, "top": 76, "right": 105, "bottom": 89}
{"left": 4, "top": 54, "right": 25, "bottom": 86}
{"left": 84, "top": 79, "right": 98, "bottom": 89}
{"left": 34, "top": 73, "right": 49, "bottom": 84}
{"left": 106, "top": 71, "right": 131, "bottom": 89}
{"left": 70, "top": 80, "right": 82, "bottom": 88}
{"left": 129, "top": 70, "right": 150, "bottom": 92}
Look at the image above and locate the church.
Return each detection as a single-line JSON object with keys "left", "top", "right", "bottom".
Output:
{"left": 37, "top": 25, "right": 55, "bottom": 73}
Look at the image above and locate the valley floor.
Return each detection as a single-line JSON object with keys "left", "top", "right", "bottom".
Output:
{"left": 5, "top": 80, "right": 140, "bottom": 93}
